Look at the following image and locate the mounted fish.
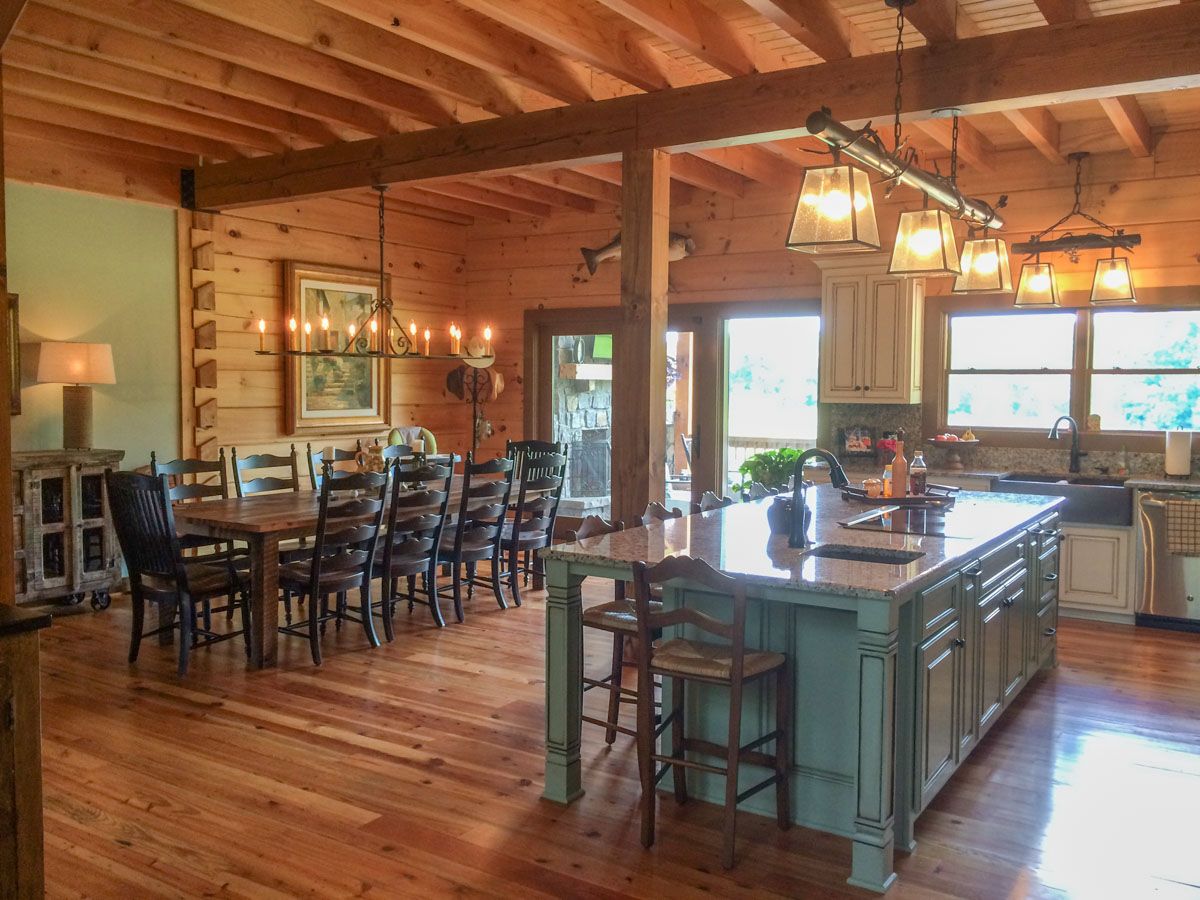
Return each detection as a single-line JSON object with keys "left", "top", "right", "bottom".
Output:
{"left": 580, "top": 231, "right": 695, "bottom": 276}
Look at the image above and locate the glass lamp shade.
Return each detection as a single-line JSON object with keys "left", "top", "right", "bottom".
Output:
{"left": 952, "top": 237, "right": 1013, "bottom": 294}
{"left": 889, "top": 208, "right": 960, "bottom": 275}
{"left": 786, "top": 164, "right": 880, "bottom": 254}
{"left": 1090, "top": 256, "right": 1136, "bottom": 305}
{"left": 1014, "top": 262, "right": 1061, "bottom": 307}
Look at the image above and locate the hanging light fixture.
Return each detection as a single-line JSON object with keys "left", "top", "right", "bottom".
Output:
{"left": 890, "top": 206, "right": 960, "bottom": 275}
{"left": 1011, "top": 152, "right": 1140, "bottom": 308}
{"left": 786, "top": 156, "right": 880, "bottom": 253}
{"left": 1014, "top": 255, "right": 1061, "bottom": 307}
{"left": 954, "top": 229, "right": 1013, "bottom": 293}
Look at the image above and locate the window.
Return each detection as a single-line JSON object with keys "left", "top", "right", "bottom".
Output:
{"left": 1089, "top": 310, "right": 1200, "bottom": 431}
{"left": 945, "top": 312, "right": 1076, "bottom": 429}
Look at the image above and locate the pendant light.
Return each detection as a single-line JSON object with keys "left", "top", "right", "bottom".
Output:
{"left": 890, "top": 206, "right": 961, "bottom": 275}
{"left": 954, "top": 230, "right": 1013, "bottom": 293}
{"left": 1014, "top": 255, "right": 1061, "bottom": 307}
{"left": 1090, "top": 250, "right": 1136, "bottom": 305}
{"left": 786, "top": 154, "right": 880, "bottom": 253}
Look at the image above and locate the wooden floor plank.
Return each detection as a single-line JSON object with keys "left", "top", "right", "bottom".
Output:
{"left": 35, "top": 581, "right": 1200, "bottom": 898}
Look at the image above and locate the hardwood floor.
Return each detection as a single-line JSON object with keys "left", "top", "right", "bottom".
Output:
{"left": 35, "top": 584, "right": 1200, "bottom": 898}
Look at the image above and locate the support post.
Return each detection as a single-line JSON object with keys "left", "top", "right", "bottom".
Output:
{"left": 612, "top": 149, "right": 669, "bottom": 523}
{"left": 543, "top": 559, "right": 585, "bottom": 803}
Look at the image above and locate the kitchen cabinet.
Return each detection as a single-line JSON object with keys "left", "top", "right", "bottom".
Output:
{"left": 815, "top": 255, "right": 924, "bottom": 404}
{"left": 915, "top": 617, "right": 964, "bottom": 811}
{"left": 1059, "top": 524, "right": 1132, "bottom": 618}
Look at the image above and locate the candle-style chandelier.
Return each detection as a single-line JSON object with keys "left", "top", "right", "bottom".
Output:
{"left": 255, "top": 185, "right": 494, "bottom": 362}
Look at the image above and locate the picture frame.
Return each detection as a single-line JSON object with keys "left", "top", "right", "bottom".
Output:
{"left": 8, "top": 293, "right": 19, "bottom": 416}
{"left": 839, "top": 424, "right": 875, "bottom": 458}
{"left": 282, "top": 262, "right": 391, "bottom": 435}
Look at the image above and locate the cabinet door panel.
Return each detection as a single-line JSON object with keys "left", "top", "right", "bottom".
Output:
{"left": 915, "top": 620, "right": 962, "bottom": 810}
{"left": 977, "top": 592, "right": 1005, "bottom": 735}
{"left": 862, "top": 276, "right": 903, "bottom": 399}
{"left": 1060, "top": 527, "right": 1130, "bottom": 613}
{"left": 819, "top": 277, "right": 863, "bottom": 400}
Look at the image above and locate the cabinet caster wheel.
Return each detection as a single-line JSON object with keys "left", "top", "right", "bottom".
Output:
{"left": 90, "top": 591, "right": 111, "bottom": 611}
{"left": 67, "top": 592, "right": 85, "bottom": 606}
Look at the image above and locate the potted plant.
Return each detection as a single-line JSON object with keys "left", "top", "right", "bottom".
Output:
{"left": 735, "top": 447, "right": 801, "bottom": 499}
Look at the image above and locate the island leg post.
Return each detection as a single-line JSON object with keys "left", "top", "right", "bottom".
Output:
{"left": 849, "top": 603, "right": 900, "bottom": 893}
{"left": 543, "top": 559, "right": 585, "bottom": 804}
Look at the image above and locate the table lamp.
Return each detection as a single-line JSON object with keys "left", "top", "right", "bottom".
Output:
{"left": 36, "top": 341, "right": 116, "bottom": 449}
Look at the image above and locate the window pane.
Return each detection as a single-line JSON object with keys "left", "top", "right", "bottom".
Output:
{"left": 551, "top": 334, "right": 612, "bottom": 519}
{"left": 1093, "top": 310, "right": 1200, "bottom": 370}
{"left": 1091, "top": 374, "right": 1200, "bottom": 431}
{"left": 949, "top": 312, "right": 1076, "bottom": 370}
{"left": 947, "top": 373, "right": 1071, "bottom": 428}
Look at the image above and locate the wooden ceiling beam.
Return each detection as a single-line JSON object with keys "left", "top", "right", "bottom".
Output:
{"left": 1003, "top": 106, "right": 1065, "bottom": 164}
{"left": 912, "top": 116, "right": 994, "bottom": 173}
{"left": 21, "top": 3, "right": 392, "bottom": 137}
{"left": 474, "top": 175, "right": 602, "bottom": 213}
{"left": 739, "top": 0, "right": 873, "bottom": 61}
{"left": 593, "top": 0, "right": 755, "bottom": 76}
{"left": 903, "top": 0, "right": 981, "bottom": 45}
{"left": 174, "top": 0, "right": 528, "bottom": 117}
{"left": 692, "top": 144, "right": 800, "bottom": 188}
{"left": 669, "top": 154, "right": 748, "bottom": 198}
{"left": 1100, "top": 95, "right": 1154, "bottom": 157}
{"left": 390, "top": 186, "right": 511, "bottom": 222}
{"left": 43, "top": 0, "right": 457, "bottom": 127}
{"left": 313, "top": 0, "right": 612, "bottom": 106}
{"left": 190, "top": 3, "right": 1200, "bottom": 208}
{"left": 519, "top": 169, "right": 623, "bottom": 205}
{"left": 415, "top": 182, "right": 551, "bottom": 218}
{"left": 5, "top": 91, "right": 237, "bottom": 160}
{"left": 1033, "top": 0, "right": 1092, "bottom": 25}
{"left": 0, "top": 0, "right": 28, "bottom": 49}
{"left": 5, "top": 35, "right": 336, "bottom": 147}
{"left": 5, "top": 114, "right": 194, "bottom": 165}
{"left": 3, "top": 66, "right": 285, "bottom": 154}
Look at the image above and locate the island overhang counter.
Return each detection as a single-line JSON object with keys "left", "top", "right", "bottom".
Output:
{"left": 541, "top": 485, "right": 1065, "bottom": 893}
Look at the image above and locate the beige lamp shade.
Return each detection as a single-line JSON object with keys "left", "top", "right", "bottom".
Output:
{"left": 1014, "top": 261, "right": 1061, "bottom": 307}
{"left": 1090, "top": 256, "right": 1137, "bottom": 305}
{"left": 36, "top": 342, "right": 116, "bottom": 385}
{"left": 889, "top": 208, "right": 960, "bottom": 276}
{"left": 953, "top": 237, "right": 1013, "bottom": 294}
{"left": 786, "top": 164, "right": 880, "bottom": 254}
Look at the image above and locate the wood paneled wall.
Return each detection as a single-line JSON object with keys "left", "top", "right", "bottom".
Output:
{"left": 465, "top": 129, "right": 1200, "bottom": 456}
{"left": 181, "top": 198, "right": 471, "bottom": 462}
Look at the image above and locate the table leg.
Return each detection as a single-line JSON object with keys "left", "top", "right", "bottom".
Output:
{"left": 543, "top": 559, "right": 584, "bottom": 804}
{"left": 248, "top": 533, "right": 280, "bottom": 669}
{"left": 849, "top": 602, "right": 900, "bottom": 894}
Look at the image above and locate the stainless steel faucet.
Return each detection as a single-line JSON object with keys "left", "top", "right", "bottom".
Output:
{"left": 789, "top": 448, "right": 849, "bottom": 549}
{"left": 1048, "top": 415, "right": 1086, "bottom": 474}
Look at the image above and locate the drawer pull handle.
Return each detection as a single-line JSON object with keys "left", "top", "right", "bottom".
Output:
{"left": 953, "top": 638, "right": 966, "bottom": 648}
{"left": 1003, "top": 597, "right": 1016, "bottom": 607}
{"left": 1043, "top": 573, "right": 1058, "bottom": 582}
{"left": 1043, "top": 627, "right": 1056, "bottom": 637}
{"left": 962, "top": 563, "right": 982, "bottom": 577}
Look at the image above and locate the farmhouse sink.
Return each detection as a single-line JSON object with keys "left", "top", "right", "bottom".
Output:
{"left": 804, "top": 545, "right": 925, "bottom": 565}
{"left": 992, "top": 472, "right": 1133, "bottom": 525}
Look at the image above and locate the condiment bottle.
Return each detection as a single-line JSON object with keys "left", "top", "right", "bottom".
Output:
{"left": 910, "top": 451, "right": 928, "bottom": 496}
{"left": 891, "top": 432, "right": 908, "bottom": 499}
{"left": 882, "top": 464, "right": 893, "bottom": 499}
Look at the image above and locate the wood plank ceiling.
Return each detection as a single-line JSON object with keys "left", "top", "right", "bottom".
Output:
{"left": 5, "top": 0, "right": 1194, "bottom": 222}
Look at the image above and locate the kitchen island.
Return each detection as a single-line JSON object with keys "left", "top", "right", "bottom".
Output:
{"left": 541, "top": 485, "right": 1064, "bottom": 893}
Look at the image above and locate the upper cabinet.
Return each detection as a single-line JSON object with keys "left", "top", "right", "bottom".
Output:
{"left": 815, "top": 255, "right": 924, "bottom": 404}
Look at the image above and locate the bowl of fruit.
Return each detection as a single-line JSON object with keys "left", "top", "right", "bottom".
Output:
{"left": 928, "top": 428, "right": 978, "bottom": 446}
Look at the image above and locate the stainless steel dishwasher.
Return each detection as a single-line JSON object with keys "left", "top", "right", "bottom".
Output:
{"left": 1136, "top": 490, "right": 1200, "bottom": 630}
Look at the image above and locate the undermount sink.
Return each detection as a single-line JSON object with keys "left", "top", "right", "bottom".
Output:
{"left": 992, "top": 472, "right": 1132, "bottom": 525}
{"left": 804, "top": 545, "right": 925, "bottom": 565}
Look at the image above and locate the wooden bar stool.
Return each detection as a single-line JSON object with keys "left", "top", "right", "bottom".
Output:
{"left": 631, "top": 555, "right": 791, "bottom": 870}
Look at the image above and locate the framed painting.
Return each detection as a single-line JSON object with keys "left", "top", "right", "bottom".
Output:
{"left": 283, "top": 262, "right": 391, "bottom": 435}
{"left": 8, "top": 294, "right": 19, "bottom": 416}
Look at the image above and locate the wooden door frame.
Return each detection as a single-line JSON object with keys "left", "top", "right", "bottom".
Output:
{"left": 523, "top": 297, "right": 820, "bottom": 501}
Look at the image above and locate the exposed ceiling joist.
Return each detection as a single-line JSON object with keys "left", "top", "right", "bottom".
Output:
{"left": 1033, "top": 0, "right": 1092, "bottom": 25}
{"left": 519, "top": 169, "right": 623, "bottom": 204}
{"left": 0, "top": 0, "right": 28, "bottom": 49}
{"left": 903, "top": 0, "right": 981, "bottom": 44}
{"left": 913, "top": 116, "right": 994, "bottom": 173}
{"left": 478, "top": 174, "right": 604, "bottom": 213}
{"left": 1003, "top": 106, "right": 1065, "bottom": 164}
{"left": 190, "top": 4, "right": 1200, "bottom": 209}
{"left": 5, "top": 113, "right": 194, "bottom": 165}
{"left": 416, "top": 181, "right": 551, "bottom": 218}
{"left": 739, "top": 0, "right": 872, "bottom": 61}
{"left": 669, "top": 153, "right": 748, "bottom": 197}
{"left": 390, "top": 186, "right": 512, "bottom": 222}
{"left": 1100, "top": 95, "right": 1154, "bottom": 157}
{"left": 593, "top": 0, "right": 756, "bottom": 76}
{"left": 693, "top": 144, "right": 800, "bottom": 188}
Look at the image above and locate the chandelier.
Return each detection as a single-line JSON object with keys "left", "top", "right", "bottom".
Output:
{"left": 255, "top": 186, "right": 494, "bottom": 361}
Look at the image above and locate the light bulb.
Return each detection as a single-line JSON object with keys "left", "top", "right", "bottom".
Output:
{"left": 1029, "top": 271, "right": 1052, "bottom": 293}
{"left": 483, "top": 326, "right": 492, "bottom": 341}
{"left": 370, "top": 318, "right": 379, "bottom": 334}
{"left": 972, "top": 251, "right": 999, "bottom": 275}
{"left": 347, "top": 323, "right": 356, "bottom": 338}
{"left": 288, "top": 317, "right": 297, "bottom": 332}
{"left": 908, "top": 227, "right": 942, "bottom": 258}
{"left": 1102, "top": 266, "right": 1129, "bottom": 290}
{"left": 258, "top": 318, "right": 266, "bottom": 334}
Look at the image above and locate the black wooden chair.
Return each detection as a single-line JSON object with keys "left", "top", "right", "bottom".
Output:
{"left": 105, "top": 471, "right": 249, "bottom": 676}
{"left": 496, "top": 449, "right": 567, "bottom": 607}
{"left": 150, "top": 448, "right": 236, "bottom": 556}
{"left": 506, "top": 439, "right": 567, "bottom": 586}
{"left": 699, "top": 491, "right": 735, "bottom": 512}
{"left": 374, "top": 460, "right": 454, "bottom": 632}
{"left": 631, "top": 555, "right": 791, "bottom": 870}
{"left": 636, "top": 501, "right": 683, "bottom": 527}
{"left": 232, "top": 445, "right": 303, "bottom": 496}
{"left": 277, "top": 470, "right": 389, "bottom": 665}
{"left": 380, "top": 442, "right": 412, "bottom": 463}
{"left": 437, "top": 454, "right": 514, "bottom": 623}
{"left": 306, "top": 443, "right": 359, "bottom": 491}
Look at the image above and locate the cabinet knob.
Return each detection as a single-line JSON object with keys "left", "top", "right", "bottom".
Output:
{"left": 1043, "top": 627, "right": 1056, "bottom": 637}
{"left": 1043, "top": 573, "right": 1058, "bottom": 582}
{"left": 862, "top": 385, "right": 870, "bottom": 391}
{"left": 953, "top": 637, "right": 966, "bottom": 648}
{"left": 1003, "top": 597, "right": 1015, "bottom": 607}
{"left": 853, "top": 385, "right": 862, "bottom": 391}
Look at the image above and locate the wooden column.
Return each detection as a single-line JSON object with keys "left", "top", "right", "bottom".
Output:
{"left": 612, "top": 149, "right": 669, "bottom": 523}
{"left": 0, "top": 66, "right": 13, "bottom": 606}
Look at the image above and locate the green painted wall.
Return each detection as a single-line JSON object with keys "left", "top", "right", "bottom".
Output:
{"left": 7, "top": 182, "right": 179, "bottom": 469}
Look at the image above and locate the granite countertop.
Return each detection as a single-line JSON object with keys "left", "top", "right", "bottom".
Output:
{"left": 0, "top": 605, "right": 53, "bottom": 638}
{"left": 544, "top": 485, "right": 1063, "bottom": 601}
{"left": 1125, "top": 474, "right": 1200, "bottom": 492}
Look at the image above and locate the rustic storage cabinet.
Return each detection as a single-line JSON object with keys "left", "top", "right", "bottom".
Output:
{"left": 11, "top": 450, "right": 124, "bottom": 609}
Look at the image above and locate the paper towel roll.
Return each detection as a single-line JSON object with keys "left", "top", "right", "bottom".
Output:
{"left": 1165, "top": 430, "right": 1192, "bottom": 476}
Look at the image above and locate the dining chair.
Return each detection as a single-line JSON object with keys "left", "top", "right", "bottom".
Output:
{"left": 105, "top": 471, "right": 249, "bottom": 676}
{"left": 374, "top": 460, "right": 453, "bottom": 632}
{"left": 506, "top": 439, "right": 567, "bottom": 586}
{"left": 496, "top": 449, "right": 567, "bottom": 607}
{"left": 636, "top": 501, "right": 683, "bottom": 527}
{"left": 631, "top": 554, "right": 792, "bottom": 870}
{"left": 150, "top": 448, "right": 235, "bottom": 556}
{"left": 699, "top": 491, "right": 736, "bottom": 512}
{"left": 380, "top": 442, "right": 412, "bottom": 463}
{"left": 232, "top": 445, "right": 303, "bottom": 497}
{"left": 437, "top": 454, "right": 515, "bottom": 622}
{"left": 306, "top": 443, "right": 358, "bottom": 491}
{"left": 746, "top": 482, "right": 777, "bottom": 501}
{"left": 277, "top": 470, "right": 389, "bottom": 665}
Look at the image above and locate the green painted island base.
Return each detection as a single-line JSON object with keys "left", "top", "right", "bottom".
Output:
{"left": 542, "top": 559, "right": 906, "bottom": 894}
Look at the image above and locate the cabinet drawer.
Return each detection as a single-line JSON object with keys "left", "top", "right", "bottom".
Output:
{"left": 1036, "top": 600, "right": 1058, "bottom": 660}
{"left": 917, "top": 571, "right": 961, "bottom": 640}
{"left": 978, "top": 535, "right": 1027, "bottom": 595}
{"left": 1038, "top": 545, "right": 1059, "bottom": 610}
{"left": 1031, "top": 514, "right": 1062, "bottom": 553}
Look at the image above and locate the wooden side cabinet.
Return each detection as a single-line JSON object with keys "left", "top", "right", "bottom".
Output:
{"left": 1059, "top": 524, "right": 1133, "bottom": 618}
{"left": 815, "top": 254, "right": 925, "bottom": 404}
{"left": 12, "top": 450, "right": 124, "bottom": 610}
{"left": 0, "top": 606, "right": 52, "bottom": 900}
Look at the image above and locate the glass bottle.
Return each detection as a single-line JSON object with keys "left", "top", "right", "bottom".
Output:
{"left": 882, "top": 464, "right": 893, "bottom": 499}
{"left": 910, "top": 451, "right": 928, "bottom": 496}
